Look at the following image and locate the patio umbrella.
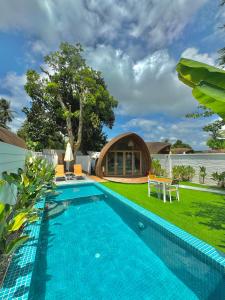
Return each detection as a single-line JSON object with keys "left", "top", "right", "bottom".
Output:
{"left": 64, "top": 142, "right": 74, "bottom": 171}
{"left": 176, "top": 58, "right": 225, "bottom": 120}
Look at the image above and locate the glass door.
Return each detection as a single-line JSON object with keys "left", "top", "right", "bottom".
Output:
{"left": 125, "top": 152, "right": 132, "bottom": 176}
{"left": 133, "top": 152, "right": 141, "bottom": 175}
{"left": 107, "top": 152, "right": 115, "bottom": 175}
{"left": 116, "top": 152, "right": 124, "bottom": 176}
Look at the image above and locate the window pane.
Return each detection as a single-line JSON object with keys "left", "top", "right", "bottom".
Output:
{"left": 125, "top": 152, "right": 132, "bottom": 175}
{"left": 133, "top": 152, "right": 141, "bottom": 175}
{"left": 116, "top": 152, "right": 123, "bottom": 175}
{"left": 107, "top": 152, "right": 115, "bottom": 175}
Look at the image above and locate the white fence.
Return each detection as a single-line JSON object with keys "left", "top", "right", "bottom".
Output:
{"left": 76, "top": 155, "right": 91, "bottom": 173}
{"left": 152, "top": 153, "right": 225, "bottom": 185}
{"left": 0, "top": 142, "right": 27, "bottom": 178}
{"left": 0, "top": 142, "right": 27, "bottom": 204}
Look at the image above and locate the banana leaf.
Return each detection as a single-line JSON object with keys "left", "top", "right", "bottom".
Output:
{"left": 176, "top": 58, "right": 225, "bottom": 119}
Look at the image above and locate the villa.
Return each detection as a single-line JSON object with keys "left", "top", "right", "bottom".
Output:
{"left": 95, "top": 132, "right": 151, "bottom": 178}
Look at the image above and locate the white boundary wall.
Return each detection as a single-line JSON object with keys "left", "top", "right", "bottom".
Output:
{"left": 0, "top": 142, "right": 27, "bottom": 204}
{"left": 76, "top": 155, "right": 91, "bottom": 173}
{"left": 0, "top": 142, "right": 27, "bottom": 178}
{"left": 152, "top": 153, "right": 225, "bottom": 185}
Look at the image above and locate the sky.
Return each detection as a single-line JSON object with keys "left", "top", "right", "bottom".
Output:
{"left": 0, "top": 0, "right": 224, "bottom": 149}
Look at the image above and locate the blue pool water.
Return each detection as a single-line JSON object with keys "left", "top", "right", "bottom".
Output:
{"left": 29, "top": 183, "right": 225, "bottom": 300}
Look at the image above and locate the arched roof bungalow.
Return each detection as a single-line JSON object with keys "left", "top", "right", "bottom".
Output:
{"left": 95, "top": 132, "right": 151, "bottom": 178}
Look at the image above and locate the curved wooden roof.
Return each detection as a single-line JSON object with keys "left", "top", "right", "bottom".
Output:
{"left": 0, "top": 127, "right": 26, "bottom": 149}
{"left": 95, "top": 132, "right": 151, "bottom": 177}
{"left": 145, "top": 142, "right": 171, "bottom": 154}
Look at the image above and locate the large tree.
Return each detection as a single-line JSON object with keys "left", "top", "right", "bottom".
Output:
{"left": 22, "top": 42, "right": 118, "bottom": 157}
{"left": 0, "top": 98, "right": 14, "bottom": 129}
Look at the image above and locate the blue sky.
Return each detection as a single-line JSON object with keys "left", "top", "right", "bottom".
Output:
{"left": 0, "top": 0, "right": 224, "bottom": 149}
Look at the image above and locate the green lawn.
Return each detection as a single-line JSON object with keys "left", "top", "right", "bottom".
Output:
{"left": 101, "top": 182, "right": 225, "bottom": 253}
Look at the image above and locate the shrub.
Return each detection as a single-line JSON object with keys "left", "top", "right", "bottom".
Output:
{"left": 199, "top": 166, "right": 207, "bottom": 184}
{"left": 151, "top": 159, "right": 167, "bottom": 177}
{"left": 0, "top": 156, "right": 56, "bottom": 284}
{"left": 172, "top": 165, "right": 195, "bottom": 181}
{"left": 211, "top": 171, "right": 225, "bottom": 188}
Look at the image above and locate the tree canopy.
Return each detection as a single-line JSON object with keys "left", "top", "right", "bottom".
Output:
{"left": 0, "top": 98, "right": 14, "bottom": 129}
{"left": 20, "top": 42, "right": 118, "bottom": 155}
{"left": 171, "top": 139, "right": 192, "bottom": 149}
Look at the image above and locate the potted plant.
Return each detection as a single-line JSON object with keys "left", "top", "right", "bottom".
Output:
{"left": 199, "top": 166, "right": 207, "bottom": 184}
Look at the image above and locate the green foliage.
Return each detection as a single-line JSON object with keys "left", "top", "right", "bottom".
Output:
{"left": 151, "top": 159, "right": 167, "bottom": 176}
{"left": 171, "top": 139, "right": 192, "bottom": 149}
{"left": 211, "top": 171, "right": 225, "bottom": 188}
{"left": 207, "top": 138, "right": 225, "bottom": 150}
{"left": 21, "top": 42, "right": 118, "bottom": 153}
{"left": 0, "top": 156, "right": 55, "bottom": 259}
{"left": 199, "top": 166, "right": 207, "bottom": 184}
{"left": 2, "top": 156, "right": 55, "bottom": 210}
{"left": 172, "top": 165, "right": 195, "bottom": 181}
{"left": 176, "top": 58, "right": 225, "bottom": 120}
{"left": 0, "top": 98, "right": 14, "bottom": 129}
{"left": 0, "top": 203, "right": 29, "bottom": 256}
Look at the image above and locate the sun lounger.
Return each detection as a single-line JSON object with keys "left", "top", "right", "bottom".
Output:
{"left": 73, "top": 164, "right": 85, "bottom": 179}
{"left": 55, "top": 164, "right": 67, "bottom": 181}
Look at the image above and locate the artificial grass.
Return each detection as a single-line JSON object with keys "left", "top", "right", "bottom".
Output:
{"left": 101, "top": 182, "right": 225, "bottom": 253}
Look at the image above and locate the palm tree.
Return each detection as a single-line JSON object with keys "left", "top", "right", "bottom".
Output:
{"left": 0, "top": 98, "right": 14, "bottom": 129}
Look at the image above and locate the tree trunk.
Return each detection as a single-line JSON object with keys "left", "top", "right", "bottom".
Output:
{"left": 73, "top": 94, "right": 84, "bottom": 163}
{"left": 57, "top": 96, "right": 74, "bottom": 148}
{"left": 57, "top": 92, "right": 84, "bottom": 163}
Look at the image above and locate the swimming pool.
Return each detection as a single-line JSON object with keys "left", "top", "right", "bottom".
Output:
{"left": 29, "top": 183, "right": 225, "bottom": 299}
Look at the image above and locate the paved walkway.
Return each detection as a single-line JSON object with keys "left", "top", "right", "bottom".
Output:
{"left": 179, "top": 185, "right": 225, "bottom": 195}
{"left": 88, "top": 175, "right": 107, "bottom": 182}
{"left": 103, "top": 177, "right": 148, "bottom": 184}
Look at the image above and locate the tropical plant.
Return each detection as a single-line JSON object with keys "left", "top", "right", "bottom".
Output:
{"left": 211, "top": 171, "right": 225, "bottom": 188}
{"left": 22, "top": 42, "right": 118, "bottom": 156}
{"left": 176, "top": 58, "right": 225, "bottom": 120}
{"left": 0, "top": 203, "right": 33, "bottom": 256}
{"left": 199, "top": 166, "right": 207, "bottom": 184}
{"left": 0, "top": 156, "right": 55, "bottom": 284}
{"left": 0, "top": 98, "right": 14, "bottom": 129}
{"left": 151, "top": 159, "right": 167, "bottom": 177}
{"left": 2, "top": 156, "right": 56, "bottom": 210}
{"left": 172, "top": 165, "right": 195, "bottom": 181}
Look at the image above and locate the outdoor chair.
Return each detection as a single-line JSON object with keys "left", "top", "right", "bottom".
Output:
{"left": 73, "top": 164, "right": 85, "bottom": 179}
{"left": 55, "top": 164, "right": 67, "bottom": 181}
{"left": 148, "top": 174, "right": 162, "bottom": 198}
{"left": 166, "top": 179, "right": 180, "bottom": 202}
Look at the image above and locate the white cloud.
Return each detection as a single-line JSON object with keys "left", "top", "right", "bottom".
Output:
{"left": 122, "top": 117, "right": 212, "bottom": 149}
{"left": 86, "top": 45, "right": 215, "bottom": 117}
{"left": 181, "top": 47, "right": 216, "bottom": 65}
{"left": 0, "top": 72, "right": 28, "bottom": 132}
{"left": 0, "top": 0, "right": 207, "bottom": 54}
